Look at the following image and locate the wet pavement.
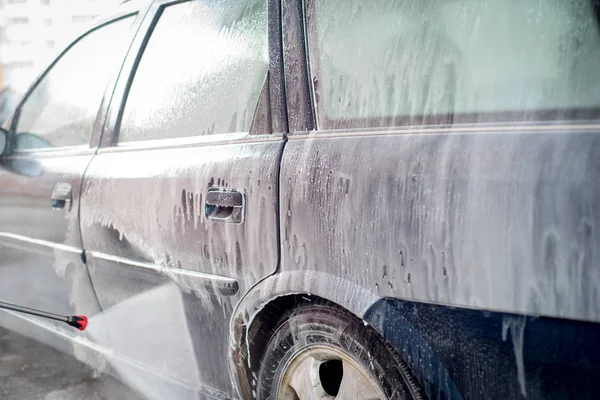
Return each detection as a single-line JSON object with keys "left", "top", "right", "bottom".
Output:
{"left": 0, "top": 326, "right": 144, "bottom": 400}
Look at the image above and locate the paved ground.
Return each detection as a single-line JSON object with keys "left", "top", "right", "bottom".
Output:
{"left": 0, "top": 327, "right": 144, "bottom": 400}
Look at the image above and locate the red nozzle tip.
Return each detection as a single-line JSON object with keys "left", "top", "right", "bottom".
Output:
{"left": 76, "top": 315, "right": 88, "bottom": 331}
{"left": 67, "top": 315, "right": 88, "bottom": 331}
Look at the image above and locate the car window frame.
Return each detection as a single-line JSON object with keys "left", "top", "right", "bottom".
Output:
{"left": 5, "top": 4, "right": 146, "bottom": 156}
{"left": 303, "top": 0, "right": 600, "bottom": 132}
{"left": 281, "top": 0, "right": 315, "bottom": 133}
{"left": 100, "top": 0, "right": 286, "bottom": 151}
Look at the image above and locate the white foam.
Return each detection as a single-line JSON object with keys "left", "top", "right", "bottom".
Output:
{"left": 86, "top": 282, "right": 202, "bottom": 400}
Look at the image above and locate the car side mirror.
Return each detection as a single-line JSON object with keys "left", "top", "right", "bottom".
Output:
{"left": 0, "top": 127, "right": 8, "bottom": 156}
{"left": 13, "top": 132, "right": 51, "bottom": 150}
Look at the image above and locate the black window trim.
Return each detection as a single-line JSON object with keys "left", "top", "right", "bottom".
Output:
{"left": 106, "top": 0, "right": 179, "bottom": 148}
{"left": 281, "top": 0, "right": 314, "bottom": 133}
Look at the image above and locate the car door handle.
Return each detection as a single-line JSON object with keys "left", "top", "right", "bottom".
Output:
{"left": 205, "top": 188, "right": 245, "bottom": 224}
{"left": 51, "top": 182, "right": 72, "bottom": 211}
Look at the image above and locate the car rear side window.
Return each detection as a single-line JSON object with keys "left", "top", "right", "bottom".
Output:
{"left": 306, "top": 0, "right": 600, "bottom": 129}
{"left": 14, "top": 17, "right": 134, "bottom": 150}
{"left": 117, "top": 0, "right": 268, "bottom": 143}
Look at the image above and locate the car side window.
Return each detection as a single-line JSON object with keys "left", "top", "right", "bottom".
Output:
{"left": 306, "top": 0, "right": 600, "bottom": 129}
{"left": 13, "top": 16, "right": 134, "bottom": 150}
{"left": 117, "top": 0, "right": 268, "bottom": 143}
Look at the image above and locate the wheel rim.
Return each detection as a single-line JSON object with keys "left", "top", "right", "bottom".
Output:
{"left": 277, "top": 345, "right": 386, "bottom": 400}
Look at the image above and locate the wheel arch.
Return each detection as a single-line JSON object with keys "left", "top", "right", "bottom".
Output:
{"left": 228, "top": 270, "right": 381, "bottom": 399}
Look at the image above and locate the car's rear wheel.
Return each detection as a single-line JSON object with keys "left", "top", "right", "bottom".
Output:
{"left": 256, "top": 301, "right": 425, "bottom": 399}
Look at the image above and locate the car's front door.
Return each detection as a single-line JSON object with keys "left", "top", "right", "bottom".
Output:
{"left": 79, "top": 0, "right": 285, "bottom": 397}
{"left": 0, "top": 14, "right": 139, "bottom": 339}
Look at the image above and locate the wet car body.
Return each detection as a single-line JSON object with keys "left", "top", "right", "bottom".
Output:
{"left": 1, "top": 0, "right": 600, "bottom": 399}
{"left": 0, "top": 87, "right": 18, "bottom": 125}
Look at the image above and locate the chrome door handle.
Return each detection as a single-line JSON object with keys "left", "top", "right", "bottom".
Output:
{"left": 205, "top": 187, "right": 245, "bottom": 224}
{"left": 51, "top": 182, "right": 72, "bottom": 211}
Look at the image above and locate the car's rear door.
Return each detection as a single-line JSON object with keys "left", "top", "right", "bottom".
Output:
{"left": 79, "top": 0, "right": 285, "bottom": 396}
{"left": 283, "top": 0, "right": 600, "bottom": 323}
{"left": 280, "top": 0, "right": 600, "bottom": 398}
{"left": 0, "top": 10, "right": 141, "bottom": 337}
{"left": 279, "top": 2, "right": 600, "bottom": 396}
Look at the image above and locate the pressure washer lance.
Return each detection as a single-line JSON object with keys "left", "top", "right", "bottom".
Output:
{"left": 0, "top": 300, "right": 87, "bottom": 331}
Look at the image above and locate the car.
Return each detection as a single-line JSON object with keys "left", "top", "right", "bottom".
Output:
{"left": 0, "top": 87, "right": 18, "bottom": 125}
{"left": 1, "top": 0, "right": 600, "bottom": 399}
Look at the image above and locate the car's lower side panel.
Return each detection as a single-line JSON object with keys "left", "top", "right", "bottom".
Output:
{"left": 366, "top": 297, "right": 600, "bottom": 399}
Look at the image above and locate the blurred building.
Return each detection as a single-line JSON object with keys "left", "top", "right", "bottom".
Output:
{"left": 0, "top": 0, "right": 120, "bottom": 91}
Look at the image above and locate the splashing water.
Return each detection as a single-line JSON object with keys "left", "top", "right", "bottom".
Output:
{"left": 502, "top": 315, "right": 527, "bottom": 398}
{"left": 85, "top": 282, "right": 202, "bottom": 400}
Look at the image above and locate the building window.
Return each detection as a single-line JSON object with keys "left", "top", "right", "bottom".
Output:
{"left": 71, "top": 15, "right": 96, "bottom": 23}
{"left": 6, "top": 39, "right": 31, "bottom": 46}
{"left": 8, "top": 17, "right": 29, "bottom": 24}
{"left": 8, "top": 61, "right": 35, "bottom": 69}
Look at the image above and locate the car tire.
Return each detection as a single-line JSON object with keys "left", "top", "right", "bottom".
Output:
{"left": 256, "top": 301, "right": 426, "bottom": 399}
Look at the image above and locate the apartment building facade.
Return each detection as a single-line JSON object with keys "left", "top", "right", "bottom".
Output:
{"left": 0, "top": 0, "right": 120, "bottom": 90}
